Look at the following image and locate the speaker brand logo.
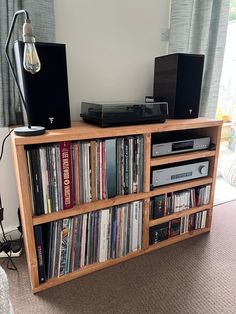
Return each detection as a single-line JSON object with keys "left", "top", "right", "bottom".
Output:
{"left": 48, "top": 117, "right": 54, "bottom": 124}
{"left": 189, "top": 109, "right": 192, "bottom": 115}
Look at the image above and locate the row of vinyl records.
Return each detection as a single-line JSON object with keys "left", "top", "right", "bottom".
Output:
{"left": 34, "top": 200, "right": 143, "bottom": 283}
{"left": 150, "top": 185, "right": 211, "bottom": 220}
{"left": 26, "top": 135, "right": 144, "bottom": 216}
{"left": 149, "top": 210, "right": 208, "bottom": 244}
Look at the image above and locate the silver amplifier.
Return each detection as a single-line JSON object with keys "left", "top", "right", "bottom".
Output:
{"left": 152, "top": 160, "right": 209, "bottom": 187}
{"left": 152, "top": 137, "right": 210, "bottom": 157}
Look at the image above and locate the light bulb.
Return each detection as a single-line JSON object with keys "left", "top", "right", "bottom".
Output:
{"left": 23, "top": 42, "right": 41, "bottom": 74}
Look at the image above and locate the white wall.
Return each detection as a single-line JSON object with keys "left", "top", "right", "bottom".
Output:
{"left": 0, "top": 128, "right": 19, "bottom": 233}
{"left": 1, "top": 1, "right": 170, "bottom": 233}
{"left": 54, "top": 0, "right": 171, "bottom": 119}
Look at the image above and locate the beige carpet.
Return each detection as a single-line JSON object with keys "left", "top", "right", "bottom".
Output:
{"left": 2, "top": 200, "right": 236, "bottom": 314}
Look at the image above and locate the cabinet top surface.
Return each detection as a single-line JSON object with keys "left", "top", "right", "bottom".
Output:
{"left": 11, "top": 117, "right": 222, "bottom": 145}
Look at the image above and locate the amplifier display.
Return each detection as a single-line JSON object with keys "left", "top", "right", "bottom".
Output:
{"left": 152, "top": 160, "right": 209, "bottom": 187}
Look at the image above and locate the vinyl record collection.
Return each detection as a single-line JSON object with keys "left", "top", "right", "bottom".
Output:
{"left": 34, "top": 200, "right": 143, "bottom": 283}
{"left": 26, "top": 136, "right": 144, "bottom": 216}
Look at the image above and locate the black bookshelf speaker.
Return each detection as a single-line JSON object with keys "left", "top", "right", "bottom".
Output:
{"left": 153, "top": 53, "right": 204, "bottom": 119}
{"left": 13, "top": 41, "right": 71, "bottom": 130}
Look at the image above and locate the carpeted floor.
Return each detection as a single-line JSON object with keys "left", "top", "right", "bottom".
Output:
{"left": 2, "top": 200, "right": 236, "bottom": 314}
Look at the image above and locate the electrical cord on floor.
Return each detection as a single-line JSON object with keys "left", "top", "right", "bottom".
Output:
{"left": 0, "top": 221, "right": 18, "bottom": 271}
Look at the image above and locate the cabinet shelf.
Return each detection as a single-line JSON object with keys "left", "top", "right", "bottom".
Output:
{"left": 33, "top": 177, "right": 213, "bottom": 226}
{"left": 149, "top": 204, "right": 211, "bottom": 227}
{"left": 32, "top": 249, "right": 144, "bottom": 293}
{"left": 150, "top": 177, "right": 213, "bottom": 197}
{"left": 13, "top": 118, "right": 222, "bottom": 146}
{"left": 32, "top": 226, "right": 210, "bottom": 293}
{"left": 32, "top": 226, "right": 211, "bottom": 293}
{"left": 33, "top": 192, "right": 148, "bottom": 225}
{"left": 151, "top": 150, "right": 216, "bottom": 167}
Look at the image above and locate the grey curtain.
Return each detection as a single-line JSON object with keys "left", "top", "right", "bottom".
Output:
{"left": 0, "top": 0, "right": 55, "bottom": 127}
{"left": 168, "top": 0, "right": 230, "bottom": 118}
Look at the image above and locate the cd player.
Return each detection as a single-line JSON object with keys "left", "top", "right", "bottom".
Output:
{"left": 152, "top": 137, "right": 210, "bottom": 157}
{"left": 152, "top": 160, "right": 209, "bottom": 187}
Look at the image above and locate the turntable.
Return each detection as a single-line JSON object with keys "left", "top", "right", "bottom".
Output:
{"left": 80, "top": 101, "right": 168, "bottom": 127}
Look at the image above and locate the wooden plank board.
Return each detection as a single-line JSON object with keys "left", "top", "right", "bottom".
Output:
{"left": 149, "top": 204, "right": 210, "bottom": 227}
{"left": 151, "top": 150, "right": 216, "bottom": 166}
{"left": 32, "top": 227, "right": 210, "bottom": 293}
{"left": 32, "top": 249, "right": 144, "bottom": 293}
{"left": 33, "top": 177, "right": 213, "bottom": 225}
{"left": 149, "top": 177, "right": 213, "bottom": 197}
{"left": 143, "top": 133, "right": 151, "bottom": 193}
{"left": 10, "top": 142, "right": 39, "bottom": 289}
{"left": 12, "top": 118, "right": 222, "bottom": 146}
{"left": 33, "top": 192, "right": 148, "bottom": 225}
{"left": 207, "top": 125, "right": 222, "bottom": 228}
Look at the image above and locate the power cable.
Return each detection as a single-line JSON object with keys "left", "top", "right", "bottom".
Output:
{"left": 0, "top": 128, "right": 14, "bottom": 161}
{"left": 0, "top": 128, "right": 19, "bottom": 271}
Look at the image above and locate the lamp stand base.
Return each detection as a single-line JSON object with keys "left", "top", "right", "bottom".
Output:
{"left": 14, "top": 126, "right": 45, "bottom": 136}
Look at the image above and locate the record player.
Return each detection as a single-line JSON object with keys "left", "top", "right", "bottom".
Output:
{"left": 80, "top": 101, "right": 168, "bottom": 127}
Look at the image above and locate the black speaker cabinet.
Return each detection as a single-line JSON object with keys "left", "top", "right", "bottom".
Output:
{"left": 13, "top": 41, "right": 71, "bottom": 129}
{"left": 153, "top": 53, "right": 204, "bottom": 119}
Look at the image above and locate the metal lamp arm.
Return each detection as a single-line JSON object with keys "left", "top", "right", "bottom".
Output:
{"left": 4, "top": 10, "right": 31, "bottom": 128}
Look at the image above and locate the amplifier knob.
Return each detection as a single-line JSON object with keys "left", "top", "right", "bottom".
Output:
{"left": 199, "top": 165, "right": 207, "bottom": 175}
